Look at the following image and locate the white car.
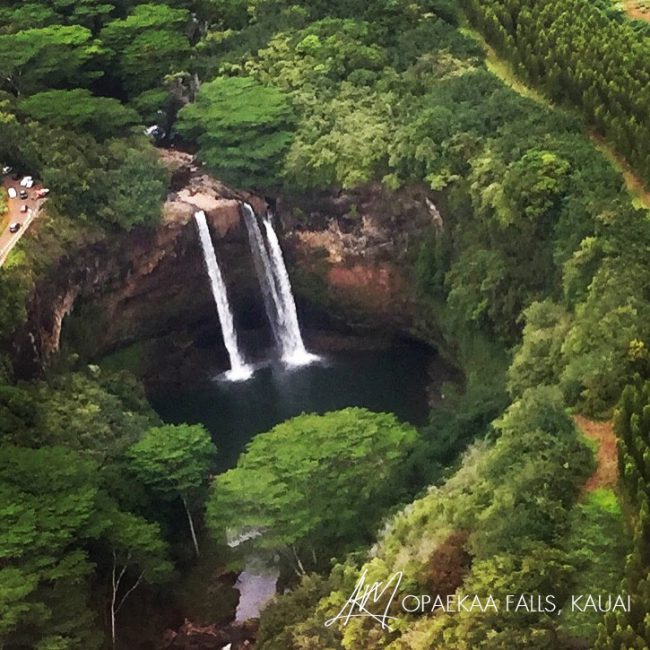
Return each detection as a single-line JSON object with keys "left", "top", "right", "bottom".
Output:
{"left": 20, "top": 176, "right": 33, "bottom": 188}
{"left": 7, "top": 187, "right": 17, "bottom": 199}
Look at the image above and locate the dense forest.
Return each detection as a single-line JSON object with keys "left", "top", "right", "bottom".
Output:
{"left": 0, "top": 0, "right": 649, "bottom": 648}
{"left": 461, "top": 0, "right": 650, "bottom": 183}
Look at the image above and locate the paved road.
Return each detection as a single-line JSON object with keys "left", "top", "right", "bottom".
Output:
{"left": 0, "top": 176, "right": 45, "bottom": 266}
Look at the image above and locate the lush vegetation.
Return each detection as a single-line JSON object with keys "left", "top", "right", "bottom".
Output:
{"left": 461, "top": 0, "right": 650, "bottom": 184}
{"left": 207, "top": 409, "right": 419, "bottom": 569}
{"left": 0, "top": 0, "right": 648, "bottom": 648}
{"left": 596, "top": 380, "right": 650, "bottom": 648}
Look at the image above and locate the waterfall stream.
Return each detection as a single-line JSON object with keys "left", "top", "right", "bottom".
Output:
{"left": 194, "top": 211, "right": 252, "bottom": 381}
{"left": 242, "top": 203, "right": 317, "bottom": 366}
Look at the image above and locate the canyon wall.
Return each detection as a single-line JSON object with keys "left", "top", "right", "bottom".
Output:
{"left": 11, "top": 153, "right": 444, "bottom": 377}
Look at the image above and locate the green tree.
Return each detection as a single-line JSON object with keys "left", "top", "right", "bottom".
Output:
{"left": 0, "top": 446, "right": 103, "bottom": 649}
{"left": 102, "top": 509, "right": 172, "bottom": 648}
{"left": 0, "top": 25, "right": 103, "bottom": 95}
{"left": 19, "top": 89, "right": 140, "bottom": 140}
{"left": 96, "top": 141, "right": 168, "bottom": 230}
{"left": 100, "top": 4, "right": 191, "bottom": 96}
{"left": 176, "top": 76, "right": 294, "bottom": 190}
{"left": 206, "top": 408, "right": 419, "bottom": 569}
{"left": 127, "top": 424, "right": 216, "bottom": 557}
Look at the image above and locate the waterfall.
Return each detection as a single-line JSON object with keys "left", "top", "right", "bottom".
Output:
{"left": 194, "top": 211, "right": 252, "bottom": 381}
{"left": 242, "top": 203, "right": 317, "bottom": 366}
{"left": 241, "top": 203, "right": 283, "bottom": 347}
{"left": 262, "top": 213, "right": 317, "bottom": 365}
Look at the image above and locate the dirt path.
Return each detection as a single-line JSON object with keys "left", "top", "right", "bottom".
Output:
{"left": 574, "top": 415, "right": 618, "bottom": 493}
{"left": 624, "top": 0, "right": 650, "bottom": 22}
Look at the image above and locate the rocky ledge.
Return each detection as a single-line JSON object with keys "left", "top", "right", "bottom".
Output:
{"left": 160, "top": 620, "right": 257, "bottom": 650}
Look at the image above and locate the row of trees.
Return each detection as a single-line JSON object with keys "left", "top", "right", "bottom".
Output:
{"left": 460, "top": 0, "right": 650, "bottom": 184}
{"left": 596, "top": 381, "right": 650, "bottom": 647}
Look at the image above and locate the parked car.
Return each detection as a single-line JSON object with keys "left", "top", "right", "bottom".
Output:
{"left": 19, "top": 176, "right": 32, "bottom": 188}
{"left": 19, "top": 190, "right": 28, "bottom": 200}
{"left": 7, "top": 188, "right": 17, "bottom": 199}
{"left": 20, "top": 205, "right": 28, "bottom": 213}
{"left": 2, "top": 165, "right": 13, "bottom": 175}
{"left": 36, "top": 188, "right": 50, "bottom": 199}
{"left": 9, "top": 222, "right": 21, "bottom": 233}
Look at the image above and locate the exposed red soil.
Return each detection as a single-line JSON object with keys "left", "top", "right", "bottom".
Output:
{"left": 574, "top": 415, "right": 619, "bottom": 493}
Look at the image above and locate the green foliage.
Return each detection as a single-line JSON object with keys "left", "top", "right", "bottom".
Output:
{"left": 0, "top": 445, "right": 105, "bottom": 649}
{"left": 100, "top": 3, "right": 191, "bottom": 96}
{"left": 560, "top": 489, "right": 627, "bottom": 644}
{"left": 596, "top": 381, "right": 650, "bottom": 648}
{"left": 508, "top": 300, "right": 571, "bottom": 398}
{"left": 0, "top": 24, "right": 103, "bottom": 95}
{"left": 96, "top": 140, "right": 168, "bottom": 230}
{"left": 128, "top": 424, "right": 216, "bottom": 555}
{"left": 128, "top": 424, "right": 216, "bottom": 501}
{"left": 207, "top": 408, "right": 419, "bottom": 564}
{"left": 176, "top": 76, "right": 294, "bottom": 190}
{"left": 461, "top": 0, "right": 650, "bottom": 184}
{"left": 257, "top": 387, "right": 594, "bottom": 648}
{"left": 19, "top": 89, "right": 140, "bottom": 139}
{"left": 0, "top": 369, "right": 157, "bottom": 462}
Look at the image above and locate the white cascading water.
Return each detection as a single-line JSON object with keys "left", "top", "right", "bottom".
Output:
{"left": 262, "top": 213, "right": 318, "bottom": 365}
{"left": 242, "top": 203, "right": 317, "bottom": 366}
{"left": 241, "top": 203, "right": 283, "bottom": 347}
{"left": 194, "top": 211, "right": 253, "bottom": 381}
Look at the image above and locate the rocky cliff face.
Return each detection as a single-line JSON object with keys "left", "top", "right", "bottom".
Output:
{"left": 278, "top": 183, "right": 444, "bottom": 332}
{"left": 12, "top": 152, "right": 265, "bottom": 377}
{"left": 12, "top": 153, "right": 444, "bottom": 377}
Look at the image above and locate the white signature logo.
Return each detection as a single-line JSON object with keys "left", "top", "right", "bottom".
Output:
{"left": 324, "top": 569, "right": 403, "bottom": 631}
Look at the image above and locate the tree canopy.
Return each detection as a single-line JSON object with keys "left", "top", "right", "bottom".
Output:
{"left": 176, "top": 76, "right": 294, "bottom": 190}
{"left": 207, "top": 408, "right": 419, "bottom": 565}
{"left": 19, "top": 89, "right": 140, "bottom": 139}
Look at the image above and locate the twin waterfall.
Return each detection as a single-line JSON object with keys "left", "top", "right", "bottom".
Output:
{"left": 194, "top": 204, "right": 316, "bottom": 381}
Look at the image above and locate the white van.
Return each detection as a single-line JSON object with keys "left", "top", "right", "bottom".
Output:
{"left": 7, "top": 187, "right": 17, "bottom": 199}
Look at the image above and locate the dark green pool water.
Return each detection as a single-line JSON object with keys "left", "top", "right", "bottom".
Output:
{"left": 151, "top": 343, "right": 437, "bottom": 471}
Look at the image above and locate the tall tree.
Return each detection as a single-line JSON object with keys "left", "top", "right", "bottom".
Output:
{"left": 175, "top": 76, "right": 294, "bottom": 190}
{"left": 127, "top": 424, "right": 216, "bottom": 557}
{"left": 19, "top": 89, "right": 140, "bottom": 140}
{"left": 206, "top": 408, "right": 419, "bottom": 570}
{"left": 0, "top": 25, "right": 103, "bottom": 95}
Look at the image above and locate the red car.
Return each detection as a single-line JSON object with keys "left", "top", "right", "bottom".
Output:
{"left": 37, "top": 188, "right": 50, "bottom": 199}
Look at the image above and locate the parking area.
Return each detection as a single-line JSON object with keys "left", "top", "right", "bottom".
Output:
{"left": 0, "top": 173, "right": 48, "bottom": 266}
